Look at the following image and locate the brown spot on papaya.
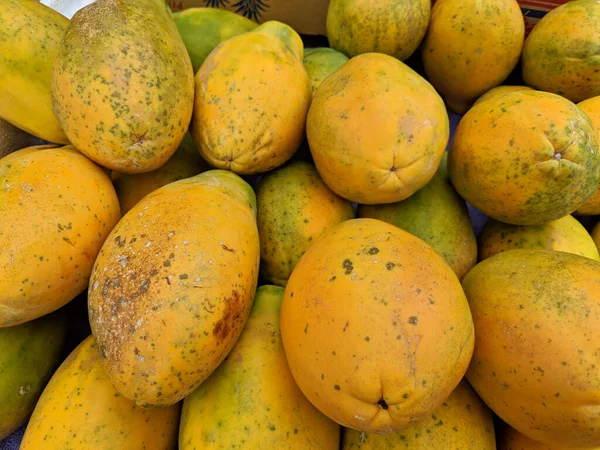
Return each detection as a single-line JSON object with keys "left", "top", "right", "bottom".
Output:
{"left": 221, "top": 243, "right": 236, "bottom": 253}
{"left": 212, "top": 290, "right": 242, "bottom": 342}
{"left": 342, "top": 259, "right": 353, "bottom": 274}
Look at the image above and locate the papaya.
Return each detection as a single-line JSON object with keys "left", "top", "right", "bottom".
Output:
{"left": 303, "top": 48, "right": 349, "bottom": 93}
{"left": 463, "top": 249, "right": 600, "bottom": 448}
{"left": 422, "top": 0, "right": 525, "bottom": 114}
{"left": 575, "top": 96, "right": 600, "bottom": 215}
{"left": 593, "top": 223, "right": 600, "bottom": 250}
{"left": 326, "top": 0, "right": 430, "bottom": 61}
{"left": 500, "top": 424, "right": 600, "bottom": 450}
{"left": 357, "top": 154, "right": 477, "bottom": 280}
{"left": 51, "top": 0, "right": 194, "bottom": 174}
{"left": 280, "top": 218, "right": 474, "bottom": 433}
{"left": 307, "top": 53, "right": 449, "bottom": 205}
{"left": 479, "top": 215, "right": 600, "bottom": 262}
{"left": 448, "top": 90, "right": 600, "bottom": 225}
{"left": 173, "top": 7, "right": 257, "bottom": 74}
{"left": 180, "top": 285, "right": 340, "bottom": 449}
{"left": 474, "top": 85, "right": 534, "bottom": 106}
{"left": 0, "top": 118, "right": 44, "bottom": 159}
{"left": 191, "top": 21, "right": 311, "bottom": 175}
{"left": 88, "top": 170, "right": 260, "bottom": 407}
{"left": 0, "top": 145, "right": 120, "bottom": 327}
{"left": 342, "top": 380, "right": 495, "bottom": 449}
{"left": 522, "top": 0, "right": 600, "bottom": 103}
{"left": 0, "top": 309, "right": 66, "bottom": 440}
{"left": 20, "top": 335, "right": 180, "bottom": 450}
{"left": 257, "top": 161, "right": 354, "bottom": 286}
{"left": 113, "top": 133, "right": 210, "bottom": 215}
{"left": 0, "top": 0, "right": 69, "bottom": 144}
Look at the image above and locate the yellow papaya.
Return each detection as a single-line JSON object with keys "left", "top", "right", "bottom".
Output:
{"left": 474, "top": 85, "right": 534, "bottom": 106}
{"left": 51, "top": 0, "right": 194, "bottom": 173}
{"left": 0, "top": 118, "right": 44, "bottom": 159}
{"left": 0, "top": 145, "right": 120, "bottom": 327}
{"left": 180, "top": 285, "right": 340, "bottom": 449}
{"left": 191, "top": 21, "right": 311, "bottom": 174}
{"left": 575, "top": 96, "right": 600, "bottom": 215}
{"left": 0, "top": 310, "right": 66, "bottom": 439}
{"left": 257, "top": 161, "right": 354, "bottom": 286}
{"left": 89, "top": 170, "right": 260, "bottom": 407}
{"left": 0, "top": 0, "right": 69, "bottom": 144}
{"left": 20, "top": 335, "right": 180, "bottom": 450}
{"left": 303, "top": 48, "right": 349, "bottom": 93}
{"left": 500, "top": 424, "right": 600, "bottom": 450}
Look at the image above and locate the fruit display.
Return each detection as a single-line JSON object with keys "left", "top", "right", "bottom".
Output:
{"left": 1, "top": 0, "right": 600, "bottom": 448}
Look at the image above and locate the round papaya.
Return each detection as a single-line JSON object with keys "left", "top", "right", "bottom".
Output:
{"left": 463, "top": 249, "right": 600, "bottom": 448}
{"left": 575, "top": 96, "right": 600, "bottom": 216}
{"left": 307, "top": 53, "right": 449, "bottom": 205}
{"left": 303, "top": 48, "right": 349, "bottom": 93}
{"left": 0, "top": 145, "right": 120, "bottom": 327}
{"left": 448, "top": 90, "right": 600, "bottom": 225}
{"left": 280, "top": 218, "right": 474, "bottom": 433}
{"left": 473, "top": 85, "right": 534, "bottom": 106}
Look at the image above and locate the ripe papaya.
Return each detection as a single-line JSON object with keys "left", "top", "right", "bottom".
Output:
{"left": 474, "top": 85, "right": 534, "bottom": 106}
{"left": 575, "top": 95, "right": 600, "bottom": 216}
{"left": 499, "top": 424, "right": 600, "bottom": 450}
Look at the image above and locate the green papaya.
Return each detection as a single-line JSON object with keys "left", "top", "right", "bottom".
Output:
{"left": 303, "top": 47, "right": 349, "bottom": 92}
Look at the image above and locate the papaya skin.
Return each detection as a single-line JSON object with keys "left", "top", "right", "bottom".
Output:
{"left": 575, "top": 96, "right": 600, "bottom": 215}
{"left": 172, "top": 7, "right": 257, "bottom": 74}
{"left": 0, "top": 145, "right": 121, "bottom": 327}
{"left": 463, "top": 249, "right": 600, "bottom": 448}
{"left": 0, "top": 0, "right": 69, "bottom": 144}
{"left": 422, "top": 0, "right": 525, "bottom": 114}
{"left": 500, "top": 424, "right": 600, "bottom": 450}
{"left": 20, "top": 335, "right": 180, "bottom": 450}
{"left": 257, "top": 161, "right": 354, "bottom": 286}
{"left": 473, "top": 85, "right": 534, "bottom": 106}
{"left": 448, "top": 90, "right": 600, "bottom": 225}
{"left": 342, "top": 381, "right": 495, "bottom": 449}
{"left": 479, "top": 215, "right": 600, "bottom": 262}
{"left": 180, "top": 285, "right": 340, "bottom": 449}
{"left": 88, "top": 170, "right": 259, "bottom": 407}
{"left": 191, "top": 21, "right": 311, "bottom": 175}
{"left": 306, "top": 53, "right": 449, "bottom": 205}
{"left": 522, "top": 0, "right": 600, "bottom": 103}
{"left": 303, "top": 47, "right": 349, "bottom": 93}
{"left": 326, "top": 0, "right": 430, "bottom": 61}
{"left": 357, "top": 153, "right": 477, "bottom": 280}
{"left": 280, "top": 218, "right": 474, "bottom": 434}
{"left": 51, "top": 0, "right": 194, "bottom": 174}
{"left": 0, "top": 310, "right": 66, "bottom": 440}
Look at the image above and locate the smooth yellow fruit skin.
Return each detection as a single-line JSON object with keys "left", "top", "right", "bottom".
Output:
{"left": 191, "top": 21, "right": 311, "bottom": 175}
{"left": 449, "top": 90, "right": 600, "bottom": 225}
{"left": 280, "top": 218, "right": 474, "bottom": 434}
{"left": 423, "top": 0, "right": 525, "bottom": 114}
{"left": 479, "top": 215, "right": 600, "bottom": 262}
{"left": 180, "top": 285, "right": 340, "bottom": 449}
{"left": 0, "top": 0, "right": 69, "bottom": 144}
{"left": 257, "top": 161, "right": 354, "bottom": 286}
{"left": 522, "top": 0, "right": 600, "bottom": 103}
{"left": 88, "top": 170, "right": 259, "bottom": 407}
{"left": 500, "top": 424, "right": 600, "bottom": 450}
{"left": 0, "top": 145, "right": 120, "bottom": 327}
{"left": 473, "top": 85, "right": 534, "bottom": 106}
{"left": 20, "top": 335, "right": 180, "bottom": 450}
{"left": 307, "top": 53, "right": 449, "bottom": 205}
{"left": 342, "top": 380, "right": 495, "bottom": 449}
{"left": 576, "top": 96, "right": 600, "bottom": 215}
{"left": 463, "top": 249, "right": 600, "bottom": 448}
{"left": 52, "top": 0, "right": 194, "bottom": 173}
{"left": 326, "top": 0, "right": 430, "bottom": 61}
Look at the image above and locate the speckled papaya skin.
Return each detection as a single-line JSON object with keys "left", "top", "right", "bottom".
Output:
{"left": 422, "top": 0, "right": 524, "bottom": 114}
{"left": 0, "top": 0, "right": 69, "bottom": 144}
{"left": 20, "top": 335, "right": 180, "bottom": 450}
{"left": 257, "top": 161, "right": 354, "bottom": 287}
{"left": 191, "top": 21, "right": 311, "bottom": 175}
{"left": 180, "top": 285, "right": 340, "bottom": 449}
{"left": 0, "top": 145, "right": 120, "bottom": 327}
{"left": 576, "top": 96, "right": 600, "bottom": 215}
{"left": 303, "top": 48, "right": 349, "bottom": 93}
{"left": 326, "top": 0, "right": 430, "bottom": 61}
{"left": 473, "top": 85, "right": 534, "bottom": 106}
{"left": 0, "top": 310, "right": 66, "bottom": 440}
{"left": 51, "top": 0, "right": 194, "bottom": 174}
{"left": 522, "top": 0, "right": 600, "bottom": 103}
{"left": 479, "top": 215, "right": 600, "bottom": 262}
{"left": 357, "top": 154, "right": 477, "bottom": 280}
{"left": 500, "top": 425, "right": 600, "bottom": 450}
{"left": 280, "top": 218, "right": 474, "bottom": 434}
{"left": 88, "top": 170, "right": 259, "bottom": 407}
{"left": 448, "top": 90, "right": 600, "bottom": 225}
{"left": 306, "top": 53, "right": 449, "bottom": 205}
{"left": 342, "top": 380, "right": 495, "bottom": 449}
{"left": 463, "top": 249, "right": 600, "bottom": 448}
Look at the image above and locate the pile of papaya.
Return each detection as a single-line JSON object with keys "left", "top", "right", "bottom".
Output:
{"left": 2, "top": 0, "right": 600, "bottom": 448}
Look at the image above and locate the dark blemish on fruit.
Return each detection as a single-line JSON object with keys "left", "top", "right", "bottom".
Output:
{"left": 378, "top": 398, "right": 388, "bottom": 410}
{"left": 179, "top": 274, "right": 188, "bottom": 280}
{"left": 321, "top": 374, "right": 324, "bottom": 380}
{"left": 343, "top": 321, "right": 349, "bottom": 332}
{"left": 304, "top": 324, "right": 308, "bottom": 334}
{"left": 386, "top": 262, "right": 395, "bottom": 270}
{"left": 364, "top": 336, "right": 370, "bottom": 342}
{"left": 221, "top": 243, "right": 236, "bottom": 253}
{"left": 169, "top": 253, "right": 175, "bottom": 259}
{"left": 212, "top": 290, "right": 242, "bottom": 342}
{"left": 163, "top": 260, "right": 171, "bottom": 267}
{"left": 114, "top": 236, "right": 126, "bottom": 247}
{"left": 342, "top": 259, "right": 353, "bottom": 274}
{"left": 165, "top": 277, "right": 171, "bottom": 285}
{"left": 329, "top": 275, "right": 337, "bottom": 282}
{"left": 403, "top": 393, "right": 409, "bottom": 399}
{"left": 367, "top": 247, "right": 379, "bottom": 255}
{"left": 408, "top": 316, "right": 419, "bottom": 325}
{"left": 100, "top": 345, "right": 107, "bottom": 358}
{"left": 334, "top": 385, "right": 341, "bottom": 391}
{"left": 139, "top": 279, "right": 151, "bottom": 293}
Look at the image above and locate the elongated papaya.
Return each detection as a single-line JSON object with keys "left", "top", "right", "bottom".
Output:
{"left": 20, "top": 335, "right": 180, "bottom": 450}
{"left": 0, "top": 0, "right": 69, "bottom": 144}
